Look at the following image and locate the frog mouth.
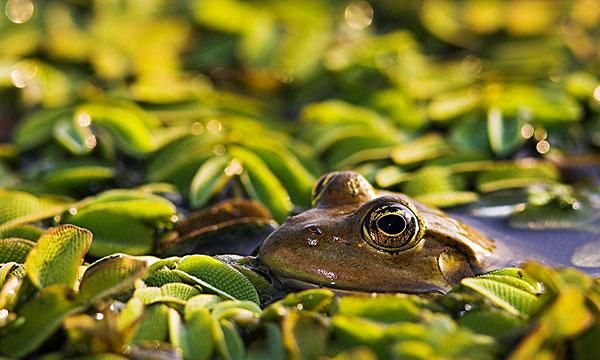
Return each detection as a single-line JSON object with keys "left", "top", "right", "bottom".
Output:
{"left": 268, "top": 267, "right": 449, "bottom": 295}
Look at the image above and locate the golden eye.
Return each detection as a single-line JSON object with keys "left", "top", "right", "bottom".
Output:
{"left": 362, "top": 203, "right": 423, "bottom": 252}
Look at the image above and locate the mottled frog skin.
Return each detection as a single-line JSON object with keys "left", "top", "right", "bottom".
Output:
{"left": 258, "top": 171, "right": 497, "bottom": 294}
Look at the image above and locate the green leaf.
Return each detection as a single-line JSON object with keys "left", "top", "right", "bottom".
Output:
{"left": 76, "top": 103, "right": 157, "bottom": 156}
{"left": 0, "top": 190, "right": 68, "bottom": 230}
{"left": 13, "top": 108, "right": 71, "bottom": 151}
{"left": 214, "top": 319, "right": 245, "bottom": 360}
{"left": 43, "top": 163, "right": 115, "bottom": 192}
{"left": 242, "top": 139, "right": 315, "bottom": 207}
{"left": 0, "top": 284, "right": 84, "bottom": 358}
{"left": 0, "top": 224, "right": 44, "bottom": 241}
{"left": 134, "top": 282, "right": 201, "bottom": 305}
{"left": 25, "top": 225, "right": 92, "bottom": 289}
{"left": 169, "top": 307, "right": 214, "bottom": 360}
{"left": 184, "top": 294, "right": 223, "bottom": 317}
{"left": 337, "top": 295, "right": 421, "bottom": 323}
{"left": 459, "top": 310, "right": 524, "bottom": 337}
{"left": 0, "top": 238, "right": 35, "bottom": 263}
{"left": 129, "top": 304, "right": 170, "bottom": 345}
{"left": 486, "top": 108, "right": 524, "bottom": 157}
{"left": 78, "top": 189, "right": 176, "bottom": 223}
{"left": 475, "top": 161, "right": 559, "bottom": 193}
{"left": 281, "top": 310, "right": 328, "bottom": 360}
{"left": 461, "top": 277, "right": 540, "bottom": 316}
{"left": 147, "top": 134, "right": 221, "bottom": 184}
{"left": 67, "top": 210, "right": 154, "bottom": 257}
{"left": 77, "top": 254, "right": 148, "bottom": 304}
{"left": 189, "top": 155, "right": 233, "bottom": 209}
{"left": 231, "top": 147, "right": 292, "bottom": 223}
{"left": 175, "top": 255, "right": 260, "bottom": 304}
{"left": 53, "top": 118, "right": 96, "bottom": 155}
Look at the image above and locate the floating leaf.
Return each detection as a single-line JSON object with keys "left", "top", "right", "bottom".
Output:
{"left": 25, "top": 225, "right": 92, "bottom": 289}
{"left": 459, "top": 310, "right": 525, "bottom": 337}
{"left": 77, "top": 189, "right": 176, "bottom": 223}
{"left": 189, "top": 155, "right": 233, "bottom": 209}
{"left": 242, "top": 139, "right": 315, "bottom": 207}
{"left": 0, "top": 238, "right": 35, "bottom": 263}
{"left": 391, "top": 133, "right": 451, "bottom": 166}
{"left": 461, "top": 277, "right": 540, "bottom": 316}
{"left": 0, "top": 190, "right": 69, "bottom": 230}
{"left": 475, "top": 160, "right": 559, "bottom": 193}
{"left": 281, "top": 310, "right": 328, "bottom": 360}
{"left": 337, "top": 295, "right": 421, "bottom": 323}
{"left": 78, "top": 254, "right": 148, "bottom": 304}
{"left": 214, "top": 319, "right": 245, "bottom": 360}
{"left": 184, "top": 294, "right": 223, "bottom": 317}
{"left": 76, "top": 103, "right": 157, "bottom": 156}
{"left": 67, "top": 210, "right": 154, "bottom": 257}
{"left": 0, "top": 284, "right": 84, "bottom": 358}
{"left": 175, "top": 255, "right": 260, "bottom": 304}
{"left": 134, "top": 283, "right": 201, "bottom": 305}
{"left": 168, "top": 307, "right": 214, "bottom": 360}
{"left": 231, "top": 147, "right": 292, "bottom": 223}
{"left": 486, "top": 108, "right": 524, "bottom": 156}
{"left": 53, "top": 117, "right": 96, "bottom": 155}
{"left": 13, "top": 108, "right": 71, "bottom": 151}
{"left": 129, "top": 304, "right": 170, "bottom": 345}
{"left": 43, "top": 162, "right": 115, "bottom": 192}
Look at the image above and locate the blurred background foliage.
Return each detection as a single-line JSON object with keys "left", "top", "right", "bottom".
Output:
{"left": 0, "top": 0, "right": 599, "bottom": 221}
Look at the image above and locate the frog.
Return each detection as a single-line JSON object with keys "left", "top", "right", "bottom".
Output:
{"left": 257, "top": 171, "right": 503, "bottom": 294}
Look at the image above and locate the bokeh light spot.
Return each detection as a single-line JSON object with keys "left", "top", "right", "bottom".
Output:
{"left": 5, "top": 0, "right": 34, "bottom": 24}
{"left": 344, "top": 1, "right": 373, "bottom": 30}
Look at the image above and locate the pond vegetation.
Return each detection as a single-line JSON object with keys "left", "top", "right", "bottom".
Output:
{"left": 0, "top": 0, "right": 599, "bottom": 359}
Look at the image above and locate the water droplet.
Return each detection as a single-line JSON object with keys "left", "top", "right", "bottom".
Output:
{"left": 520, "top": 123, "right": 534, "bottom": 139}
{"left": 296, "top": 304, "right": 304, "bottom": 310}
{"left": 85, "top": 135, "right": 97, "bottom": 149}
{"left": 206, "top": 119, "right": 222, "bottom": 133}
{"left": 191, "top": 121, "right": 204, "bottom": 135}
{"left": 5, "top": 0, "right": 34, "bottom": 24}
{"left": 68, "top": 208, "right": 78, "bottom": 215}
{"left": 593, "top": 85, "right": 600, "bottom": 102}
{"left": 224, "top": 159, "right": 243, "bottom": 176}
{"left": 77, "top": 113, "right": 91, "bottom": 127}
{"left": 307, "top": 238, "right": 318, "bottom": 247}
{"left": 0, "top": 309, "right": 9, "bottom": 322}
{"left": 213, "top": 144, "right": 226, "bottom": 156}
{"left": 464, "top": 304, "right": 473, "bottom": 311}
{"left": 460, "top": 55, "right": 482, "bottom": 75}
{"left": 536, "top": 140, "right": 550, "bottom": 154}
{"left": 9, "top": 61, "right": 37, "bottom": 88}
{"left": 344, "top": 1, "right": 373, "bottom": 30}
{"left": 94, "top": 313, "right": 104, "bottom": 320}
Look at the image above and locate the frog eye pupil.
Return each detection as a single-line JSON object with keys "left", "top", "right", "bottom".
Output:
{"left": 377, "top": 214, "right": 406, "bottom": 235}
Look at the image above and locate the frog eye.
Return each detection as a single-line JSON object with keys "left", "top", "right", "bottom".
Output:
{"left": 362, "top": 203, "right": 423, "bottom": 252}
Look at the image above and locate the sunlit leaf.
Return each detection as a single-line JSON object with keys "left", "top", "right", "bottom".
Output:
{"left": 78, "top": 254, "right": 148, "bottom": 304}
{"left": 0, "top": 237, "right": 35, "bottom": 263}
{"left": 175, "top": 255, "right": 260, "bottom": 304}
{"left": 25, "top": 225, "right": 92, "bottom": 289}
{"left": 0, "top": 284, "right": 84, "bottom": 358}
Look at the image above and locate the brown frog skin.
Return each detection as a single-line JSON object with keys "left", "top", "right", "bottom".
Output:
{"left": 257, "top": 171, "right": 498, "bottom": 294}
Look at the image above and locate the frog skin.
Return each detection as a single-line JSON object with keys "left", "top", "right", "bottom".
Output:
{"left": 257, "top": 171, "right": 498, "bottom": 294}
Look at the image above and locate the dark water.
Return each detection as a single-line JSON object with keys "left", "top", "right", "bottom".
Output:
{"left": 449, "top": 210, "right": 600, "bottom": 277}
